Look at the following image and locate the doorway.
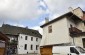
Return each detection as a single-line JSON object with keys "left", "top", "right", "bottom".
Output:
{"left": 40, "top": 46, "right": 52, "bottom": 55}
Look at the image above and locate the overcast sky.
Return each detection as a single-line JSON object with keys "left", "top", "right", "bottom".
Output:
{"left": 0, "top": 0, "right": 85, "bottom": 34}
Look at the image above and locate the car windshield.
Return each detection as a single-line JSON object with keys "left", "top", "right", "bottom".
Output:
{"left": 76, "top": 47, "right": 85, "bottom": 53}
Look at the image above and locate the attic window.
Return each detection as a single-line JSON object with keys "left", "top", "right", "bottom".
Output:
{"left": 48, "top": 25, "right": 52, "bottom": 33}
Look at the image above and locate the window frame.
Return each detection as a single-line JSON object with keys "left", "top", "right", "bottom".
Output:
{"left": 24, "top": 44, "right": 27, "bottom": 50}
{"left": 82, "top": 38, "right": 85, "bottom": 48}
{"left": 31, "top": 45, "right": 33, "bottom": 50}
{"left": 25, "top": 36, "right": 28, "bottom": 40}
{"left": 48, "top": 25, "right": 52, "bottom": 33}
{"left": 70, "top": 47, "right": 79, "bottom": 54}
{"left": 31, "top": 37, "right": 33, "bottom": 41}
{"left": 36, "top": 38, "right": 38, "bottom": 41}
{"left": 36, "top": 45, "right": 38, "bottom": 50}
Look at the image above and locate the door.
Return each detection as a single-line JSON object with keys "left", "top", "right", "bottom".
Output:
{"left": 40, "top": 46, "right": 52, "bottom": 55}
{"left": 82, "top": 38, "right": 85, "bottom": 48}
{"left": 0, "top": 42, "right": 5, "bottom": 55}
{"left": 0, "top": 48, "right": 5, "bottom": 55}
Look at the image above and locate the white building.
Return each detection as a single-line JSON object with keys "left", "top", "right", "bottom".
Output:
{"left": 0, "top": 24, "right": 42, "bottom": 54}
{"left": 18, "top": 34, "right": 41, "bottom": 54}
{"left": 40, "top": 7, "right": 85, "bottom": 55}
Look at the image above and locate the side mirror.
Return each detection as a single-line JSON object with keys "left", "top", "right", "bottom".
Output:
{"left": 75, "top": 52, "right": 79, "bottom": 54}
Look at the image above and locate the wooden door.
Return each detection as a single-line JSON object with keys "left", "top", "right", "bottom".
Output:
{"left": 0, "top": 48, "right": 5, "bottom": 55}
{"left": 40, "top": 46, "right": 52, "bottom": 55}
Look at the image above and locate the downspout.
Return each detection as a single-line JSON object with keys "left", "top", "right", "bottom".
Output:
{"left": 72, "top": 37, "right": 75, "bottom": 45}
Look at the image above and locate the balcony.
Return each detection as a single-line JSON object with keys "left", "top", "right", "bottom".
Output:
{"left": 69, "top": 27, "right": 83, "bottom": 37}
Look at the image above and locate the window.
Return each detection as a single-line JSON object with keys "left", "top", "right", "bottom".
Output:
{"left": 70, "top": 24, "right": 73, "bottom": 28}
{"left": 31, "top": 45, "right": 33, "bottom": 50}
{"left": 76, "top": 47, "right": 85, "bottom": 53}
{"left": 48, "top": 26, "right": 52, "bottom": 33}
{"left": 36, "top": 38, "right": 38, "bottom": 41}
{"left": 31, "top": 37, "right": 33, "bottom": 41}
{"left": 25, "top": 36, "right": 28, "bottom": 40}
{"left": 70, "top": 47, "right": 79, "bottom": 54}
{"left": 36, "top": 45, "right": 38, "bottom": 50}
{"left": 21, "top": 36, "right": 22, "bottom": 38}
{"left": 24, "top": 44, "right": 27, "bottom": 50}
{"left": 82, "top": 38, "right": 85, "bottom": 48}
{"left": 84, "top": 22, "right": 85, "bottom": 26}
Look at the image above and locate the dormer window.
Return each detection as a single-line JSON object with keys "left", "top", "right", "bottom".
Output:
{"left": 48, "top": 25, "right": 52, "bottom": 33}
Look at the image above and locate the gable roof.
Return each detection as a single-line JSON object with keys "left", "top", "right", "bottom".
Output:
{"left": 41, "top": 7, "right": 85, "bottom": 28}
{"left": 0, "top": 32, "right": 9, "bottom": 42}
{"left": 41, "top": 10, "right": 85, "bottom": 28}
{"left": 0, "top": 24, "right": 42, "bottom": 38}
{"left": 40, "top": 12, "right": 73, "bottom": 28}
{"left": 76, "top": 7, "right": 85, "bottom": 13}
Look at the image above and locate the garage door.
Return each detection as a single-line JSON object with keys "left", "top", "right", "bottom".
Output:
{"left": 40, "top": 46, "right": 52, "bottom": 55}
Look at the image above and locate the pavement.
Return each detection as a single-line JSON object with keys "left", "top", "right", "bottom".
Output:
{"left": 12, "top": 53, "right": 40, "bottom": 55}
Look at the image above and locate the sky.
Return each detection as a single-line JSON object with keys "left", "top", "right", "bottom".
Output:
{"left": 0, "top": 0, "right": 85, "bottom": 34}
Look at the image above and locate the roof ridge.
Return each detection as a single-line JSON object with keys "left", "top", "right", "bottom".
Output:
{"left": 2, "top": 24, "right": 38, "bottom": 31}
{"left": 1, "top": 24, "right": 42, "bottom": 38}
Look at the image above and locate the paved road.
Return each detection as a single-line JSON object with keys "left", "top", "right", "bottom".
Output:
{"left": 12, "top": 53, "right": 40, "bottom": 55}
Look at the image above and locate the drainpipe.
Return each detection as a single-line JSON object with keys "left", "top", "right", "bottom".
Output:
{"left": 72, "top": 37, "right": 75, "bottom": 45}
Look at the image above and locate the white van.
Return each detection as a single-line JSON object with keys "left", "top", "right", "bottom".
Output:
{"left": 52, "top": 46, "right": 85, "bottom": 55}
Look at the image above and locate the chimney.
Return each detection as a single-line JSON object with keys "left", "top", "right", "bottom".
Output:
{"left": 45, "top": 17, "right": 49, "bottom": 23}
{"left": 68, "top": 7, "right": 73, "bottom": 13}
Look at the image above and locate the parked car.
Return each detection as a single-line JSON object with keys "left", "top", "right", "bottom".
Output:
{"left": 52, "top": 46, "right": 85, "bottom": 55}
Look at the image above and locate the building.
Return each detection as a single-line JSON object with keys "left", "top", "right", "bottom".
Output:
{"left": 0, "top": 24, "right": 42, "bottom": 54}
{"left": 40, "top": 7, "right": 85, "bottom": 55}
{"left": 0, "top": 32, "right": 9, "bottom": 55}
{"left": 18, "top": 33, "right": 41, "bottom": 54}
